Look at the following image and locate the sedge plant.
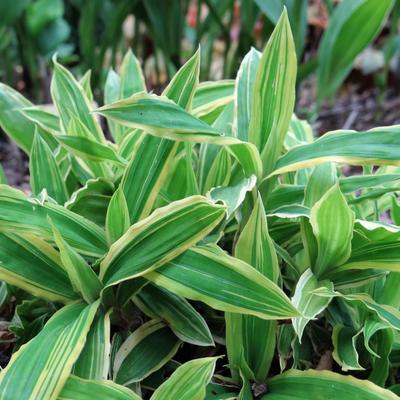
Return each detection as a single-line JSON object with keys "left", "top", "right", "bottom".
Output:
{"left": 0, "top": 8, "right": 400, "bottom": 400}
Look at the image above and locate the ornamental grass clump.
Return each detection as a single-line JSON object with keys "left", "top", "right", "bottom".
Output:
{"left": 0, "top": 8, "right": 399, "bottom": 400}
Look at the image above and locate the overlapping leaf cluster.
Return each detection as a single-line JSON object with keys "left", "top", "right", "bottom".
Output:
{"left": 0, "top": 8, "right": 400, "bottom": 400}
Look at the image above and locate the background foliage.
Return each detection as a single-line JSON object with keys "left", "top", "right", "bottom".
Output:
{"left": 2, "top": 0, "right": 400, "bottom": 103}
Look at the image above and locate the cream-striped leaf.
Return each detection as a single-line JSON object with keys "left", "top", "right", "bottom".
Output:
{"left": 73, "top": 310, "right": 111, "bottom": 380}
{"left": 0, "top": 232, "right": 78, "bottom": 303}
{"left": 113, "top": 319, "right": 180, "bottom": 386}
{"left": 292, "top": 269, "right": 333, "bottom": 341}
{"left": 0, "top": 185, "right": 108, "bottom": 257}
{"left": 120, "top": 50, "right": 200, "bottom": 224}
{"left": 146, "top": 245, "right": 299, "bottom": 320}
{"left": 332, "top": 325, "right": 364, "bottom": 371}
{"left": 271, "top": 127, "right": 400, "bottom": 177}
{"left": 55, "top": 135, "right": 127, "bottom": 167}
{"left": 100, "top": 196, "right": 226, "bottom": 286}
{"left": 65, "top": 178, "right": 114, "bottom": 227}
{"left": 51, "top": 58, "right": 104, "bottom": 143}
{"left": 22, "top": 106, "right": 61, "bottom": 138}
{"left": 314, "top": 287, "right": 400, "bottom": 330}
{"left": 151, "top": 357, "right": 217, "bottom": 400}
{"left": 227, "top": 195, "right": 280, "bottom": 382}
{"left": 263, "top": 369, "right": 398, "bottom": 399}
{"left": 234, "top": 47, "right": 261, "bottom": 142}
{"left": 248, "top": 8, "right": 297, "bottom": 175}
{"left": 310, "top": 184, "right": 354, "bottom": 277}
{"left": 192, "top": 80, "right": 235, "bottom": 124}
{"left": 119, "top": 49, "right": 146, "bottom": 99}
{"left": 52, "top": 223, "right": 103, "bottom": 303}
{"left": 0, "top": 301, "right": 99, "bottom": 399}
{"left": 58, "top": 375, "right": 141, "bottom": 400}
{"left": 134, "top": 283, "right": 213, "bottom": 346}
{"left": 106, "top": 187, "right": 130, "bottom": 244}
{"left": 96, "top": 92, "right": 221, "bottom": 143}
{"left": 121, "top": 136, "right": 178, "bottom": 224}
{"left": 30, "top": 130, "right": 69, "bottom": 204}
{"left": 0, "top": 83, "right": 35, "bottom": 153}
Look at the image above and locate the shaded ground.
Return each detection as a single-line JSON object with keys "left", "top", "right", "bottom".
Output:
{"left": 0, "top": 136, "right": 29, "bottom": 189}
{"left": 298, "top": 74, "right": 400, "bottom": 134}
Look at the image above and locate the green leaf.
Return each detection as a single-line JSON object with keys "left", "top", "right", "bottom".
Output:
{"left": 238, "top": 374, "right": 253, "bottom": 400}
{"left": 335, "top": 221, "right": 400, "bottom": 273}
{"left": 318, "top": 0, "right": 393, "bottom": 99}
{"left": 234, "top": 47, "right": 261, "bottom": 142}
{"left": 100, "top": 196, "right": 226, "bottom": 286}
{"left": 163, "top": 48, "right": 200, "bottom": 111}
{"left": 0, "top": 83, "right": 35, "bottom": 153}
{"left": 151, "top": 357, "right": 217, "bottom": 400}
{"left": 314, "top": 288, "right": 400, "bottom": 331}
{"left": 310, "top": 184, "right": 354, "bottom": 277}
{"left": 52, "top": 223, "right": 103, "bottom": 303}
{"left": 0, "top": 163, "right": 7, "bottom": 185}
{"left": 227, "top": 195, "right": 280, "bottom": 382}
{"left": 22, "top": 106, "right": 61, "bottom": 137}
{"left": 340, "top": 173, "right": 400, "bottom": 193}
{"left": 363, "top": 319, "right": 389, "bottom": 358}
{"left": 0, "top": 0, "right": 29, "bottom": 26}
{"left": 227, "top": 141, "right": 263, "bottom": 180}
{"left": 0, "top": 185, "right": 108, "bottom": 257}
{"left": 161, "top": 146, "right": 199, "bottom": 203}
{"left": 96, "top": 92, "right": 222, "bottom": 143}
{"left": 79, "top": 70, "right": 93, "bottom": 103}
{"left": 198, "top": 103, "right": 234, "bottom": 192}
{"left": 271, "top": 127, "right": 400, "bottom": 177}
{"left": 369, "top": 329, "right": 394, "bottom": 386}
{"left": 118, "top": 129, "right": 143, "bottom": 160}
{"left": 301, "top": 163, "right": 337, "bottom": 268}
{"left": 0, "top": 301, "right": 99, "bottom": 399}
{"left": 119, "top": 49, "right": 146, "bottom": 99}
{"left": 203, "top": 148, "right": 231, "bottom": 193}
{"left": 267, "top": 174, "right": 400, "bottom": 213}
{"left": 332, "top": 325, "right": 364, "bottom": 371}
{"left": 292, "top": 269, "right": 333, "bottom": 341}
{"left": 51, "top": 58, "right": 104, "bottom": 143}
{"left": 256, "top": 0, "right": 308, "bottom": 58}
{"left": 30, "top": 130, "right": 69, "bottom": 204}
{"left": 104, "top": 68, "right": 123, "bottom": 143}
{"left": 65, "top": 116, "right": 111, "bottom": 179}
{"left": 0, "top": 232, "right": 78, "bottom": 303}
{"left": 146, "top": 245, "right": 299, "bottom": 320}
{"left": 380, "top": 272, "right": 400, "bottom": 309}
{"left": 113, "top": 319, "right": 180, "bottom": 385}
{"left": 341, "top": 242, "right": 400, "bottom": 273}
{"left": 56, "top": 135, "right": 127, "bottom": 166}
{"left": 58, "top": 375, "right": 141, "bottom": 400}
{"left": 106, "top": 187, "right": 130, "bottom": 244}
{"left": 192, "top": 80, "right": 235, "bottom": 124}
{"left": 248, "top": 8, "right": 297, "bottom": 175}
{"left": 263, "top": 369, "right": 398, "bottom": 399}
{"left": 66, "top": 178, "right": 114, "bottom": 227}
{"left": 120, "top": 50, "right": 200, "bottom": 224}
{"left": 108, "top": 50, "right": 146, "bottom": 143}
{"left": 73, "top": 310, "right": 111, "bottom": 380}
{"left": 208, "top": 176, "right": 256, "bottom": 218}
{"left": 236, "top": 195, "right": 279, "bottom": 282}
{"left": 134, "top": 283, "right": 213, "bottom": 346}
{"left": 121, "top": 136, "right": 178, "bottom": 224}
